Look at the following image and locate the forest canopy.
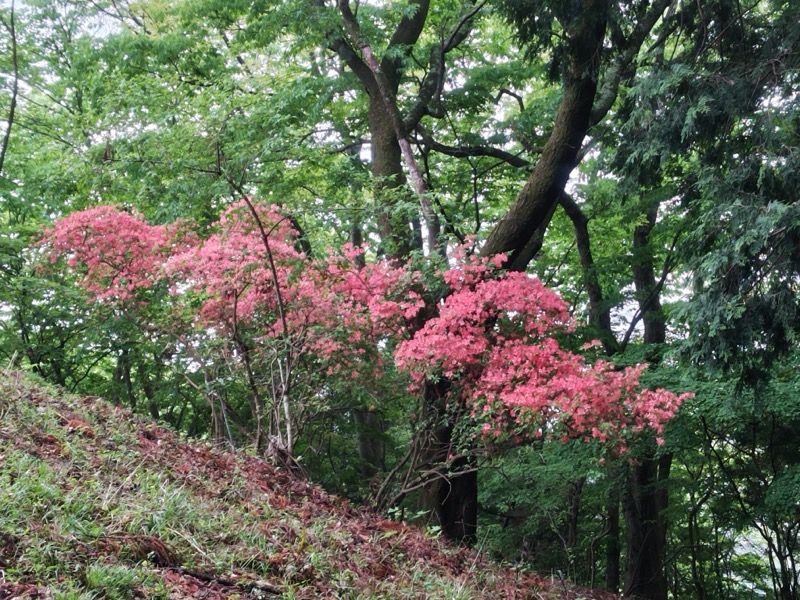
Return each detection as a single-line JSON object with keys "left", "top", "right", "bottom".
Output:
{"left": 1, "top": 0, "right": 799, "bottom": 598}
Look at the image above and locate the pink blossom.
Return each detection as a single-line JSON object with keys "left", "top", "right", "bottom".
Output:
{"left": 42, "top": 206, "right": 177, "bottom": 303}
{"left": 42, "top": 202, "right": 688, "bottom": 453}
{"left": 395, "top": 266, "right": 688, "bottom": 448}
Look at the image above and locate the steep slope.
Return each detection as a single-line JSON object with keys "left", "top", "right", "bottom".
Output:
{"left": 0, "top": 369, "right": 615, "bottom": 599}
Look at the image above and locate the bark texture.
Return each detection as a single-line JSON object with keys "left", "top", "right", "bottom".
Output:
{"left": 481, "top": 1, "right": 609, "bottom": 266}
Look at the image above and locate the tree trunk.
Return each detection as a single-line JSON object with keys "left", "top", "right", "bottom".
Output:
{"left": 623, "top": 201, "right": 670, "bottom": 600}
{"left": 606, "top": 487, "right": 621, "bottom": 591}
{"left": 353, "top": 408, "right": 386, "bottom": 476}
{"left": 622, "top": 453, "right": 672, "bottom": 599}
{"left": 687, "top": 497, "right": 708, "bottom": 600}
{"left": 468, "top": 4, "right": 609, "bottom": 550}
{"left": 368, "top": 96, "right": 418, "bottom": 258}
{"left": 565, "top": 476, "right": 586, "bottom": 579}
{"left": 481, "top": 2, "right": 608, "bottom": 266}
{"left": 410, "top": 378, "right": 478, "bottom": 544}
{"left": 565, "top": 477, "right": 585, "bottom": 550}
{"left": 138, "top": 362, "right": 160, "bottom": 420}
{"left": 421, "top": 418, "right": 478, "bottom": 544}
{"left": 437, "top": 457, "right": 477, "bottom": 543}
{"left": 560, "top": 185, "right": 623, "bottom": 591}
{"left": 631, "top": 205, "right": 666, "bottom": 348}
{"left": 0, "top": 0, "right": 19, "bottom": 178}
{"left": 338, "top": 0, "right": 613, "bottom": 547}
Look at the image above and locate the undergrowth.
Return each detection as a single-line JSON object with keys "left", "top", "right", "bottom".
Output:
{"left": 0, "top": 368, "right": 614, "bottom": 599}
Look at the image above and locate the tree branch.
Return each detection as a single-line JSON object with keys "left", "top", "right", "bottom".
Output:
{"left": 326, "top": 138, "right": 367, "bottom": 155}
{"left": 328, "top": 36, "right": 378, "bottom": 96}
{"left": 382, "top": 0, "right": 431, "bottom": 87}
{"left": 403, "top": 1, "right": 485, "bottom": 130}
{"left": 0, "top": 0, "right": 19, "bottom": 179}
{"left": 415, "top": 125, "right": 534, "bottom": 168}
{"left": 496, "top": 87, "right": 525, "bottom": 112}
{"left": 590, "top": 0, "right": 674, "bottom": 126}
{"left": 444, "top": 0, "right": 486, "bottom": 52}
{"left": 559, "top": 192, "right": 618, "bottom": 353}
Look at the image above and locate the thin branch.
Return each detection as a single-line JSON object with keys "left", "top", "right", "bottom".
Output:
{"left": 0, "top": 0, "right": 19, "bottom": 178}
{"left": 387, "top": 459, "right": 481, "bottom": 509}
{"left": 415, "top": 125, "right": 534, "bottom": 168}
{"left": 163, "top": 565, "right": 280, "bottom": 596}
{"left": 17, "top": 88, "right": 76, "bottom": 117}
{"left": 224, "top": 170, "right": 298, "bottom": 456}
{"left": 495, "top": 87, "right": 525, "bottom": 112}
{"left": 68, "top": 351, "right": 114, "bottom": 392}
{"left": 444, "top": 0, "right": 486, "bottom": 52}
{"left": 221, "top": 31, "right": 253, "bottom": 78}
{"left": 103, "top": 156, "right": 223, "bottom": 176}
{"left": 318, "top": 0, "right": 377, "bottom": 95}
{"left": 225, "top": 177, "right": 289, "bottom": 340}
{"left": 326, "top": 138, "right": 368, "bottom": 154}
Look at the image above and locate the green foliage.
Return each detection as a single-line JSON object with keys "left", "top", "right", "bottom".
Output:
{"left": 83, "top": 562, "right": 168, "bottom": 600}
{"left": 2, "top": 0, "right": 800, "bottom": 596}
{"left": 479, "top": 441, "right": 609, "bottom": 581}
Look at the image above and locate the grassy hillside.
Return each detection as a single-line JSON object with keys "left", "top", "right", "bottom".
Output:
{"left": 0, "top": 369, "right": 615, "bottom": 599}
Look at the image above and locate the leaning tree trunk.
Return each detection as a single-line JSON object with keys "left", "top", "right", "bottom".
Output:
{"left": 480, "top": 2, "right": 608, "bottom": 267}
{"left": 459, "top": 1, "right": 608, "bottom": 546}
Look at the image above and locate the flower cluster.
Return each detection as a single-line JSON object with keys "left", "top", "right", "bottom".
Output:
{"left": 43, "top": 202, "right": 687, "bottom": 448}
{"left": 163, "top": 201, "right": 304, "bottom": 327}
{"left": 44, "top": 206, "right": 174, "bottom": 302}
{"left": 395, "top": 265, "right": 688, "bottom": 446}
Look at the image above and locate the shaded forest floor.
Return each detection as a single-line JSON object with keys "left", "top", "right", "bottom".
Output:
{"left": 0, "top": 369, "right": 618, "bottom": 599}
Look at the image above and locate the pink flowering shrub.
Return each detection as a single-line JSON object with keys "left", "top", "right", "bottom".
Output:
{"left": 43, "top": 202, "right": 424, "bottom": 382}
{"left": 163, "top": 201, "right": 305, "bottom": 327}
{"left": 292, "top": 244, "right": 424, "bottom": 379}
{"left": 45, "top": 206, "right": 175, "bottom": 303}
{"left": 41, "top": 203, "right": 688, "bottom": 451}
{"left": 394, "top": 255, "right": 689, "bottom": 447}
